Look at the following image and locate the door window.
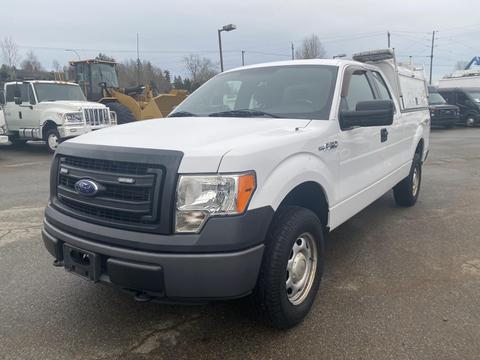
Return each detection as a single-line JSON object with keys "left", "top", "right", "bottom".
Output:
{"left": 370, "top": 72, "right": 392, "bottom": 100}
{"left": 5, "top": 83, "right": 29, "bottom": 103}
{"left": 344, "top": 71, "right": 375, "bottom": 111}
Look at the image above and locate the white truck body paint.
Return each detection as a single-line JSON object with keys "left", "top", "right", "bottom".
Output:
{"left": 66, "top": 56, "right": 429, "bottom": 231}
{"left": 2, "top": 81, "right": 115, "bottom": 143}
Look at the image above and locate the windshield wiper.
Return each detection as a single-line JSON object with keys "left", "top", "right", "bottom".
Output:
{"left": 208, "top": 109, "right": 282, "bottom": 118}
{"left": 168, "top": 111, "right": 198, "bottom": 117}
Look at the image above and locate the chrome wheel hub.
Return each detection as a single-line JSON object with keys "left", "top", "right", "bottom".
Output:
{"left": 286, "top": 232, "right": 317, "bottom": 306}
{"left": 466, "top": 117, "right": 475, "bottom": 127}
{"left": 412, "top": 167, "right": 419, "bottom": 197}
{"left": 48, "top": 134, "right": 59, "bottom": 150}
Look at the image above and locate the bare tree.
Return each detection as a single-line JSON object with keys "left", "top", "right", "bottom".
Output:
{"left": 295, "top": 34, "right": 327, "bottom": 59}
{"left": 1, "top": 36, "right": 20, "bottom": 68}
{"left": 52, "top": 60, "right": 61, "bottom": 72}
{"left": 184, "top": 54, "right": 217, "bottom": 90}
{"left": 116, "top": 59, "right": 171, "bottom": 93}
{"left": 21, "top": 50, "right": 43, "bottom": 73}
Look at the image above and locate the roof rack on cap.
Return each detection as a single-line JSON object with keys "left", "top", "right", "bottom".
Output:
{"left": 352, "top": 49, "right": 394, "bottom": 63}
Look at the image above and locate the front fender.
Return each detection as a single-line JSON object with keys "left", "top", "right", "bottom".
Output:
{"left": 249, "top": 152, "right": 335, "bottom": 217}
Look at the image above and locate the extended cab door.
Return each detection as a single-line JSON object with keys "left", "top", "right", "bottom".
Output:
{"left": 338, "top": 68, "right": 387, "bottom": 204}
{"left": 367, "top": 70, "right": 404, "bottom": 176}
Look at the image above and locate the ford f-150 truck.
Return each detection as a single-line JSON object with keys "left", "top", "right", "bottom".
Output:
{"left": 42, "top": 49, "right": 430, "bottom": 329}
{"left": 1, "top": 80, "right": 116, "bottom": 152}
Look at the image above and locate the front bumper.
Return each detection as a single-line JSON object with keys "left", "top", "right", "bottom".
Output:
{"left": 0, "top": 135, "right": 8, "bottom": 144}
{"left": 43, "top": 205, "right": 273, "bottom": 300}
{"left": 58, "top": 125, "right": 113, "bottom": 139}
{"left": 430, "top": 115, "right": 459, "bottom": 127}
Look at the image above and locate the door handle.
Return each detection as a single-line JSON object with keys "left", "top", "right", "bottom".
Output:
{"left": 380, "top": 128, "right": 388, "bottom": 142}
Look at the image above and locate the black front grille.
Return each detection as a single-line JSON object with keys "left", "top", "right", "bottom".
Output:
{"left": 63, "top": 156, "right": 149, "bottom": 175}
{"left": 55, "top": 155, "right": 164, "bottom": 232}
{"left": 59, "top": 175, "right": 151, "bottom": 202}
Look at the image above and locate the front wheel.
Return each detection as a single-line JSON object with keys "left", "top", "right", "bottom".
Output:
{"left": 105, "top": 102, "right": 136, "bottom": 125}
{"left": 251, "top": 206, "right": 324, "bottom": 329}
{"left": 393, "top": 153, "right": 422, "bottom": 207}
{"left": 465, "top": 115, "right": 478, "bottom": 127}
{"left": 45, "top": 128, "right": 61, "bottom": 153}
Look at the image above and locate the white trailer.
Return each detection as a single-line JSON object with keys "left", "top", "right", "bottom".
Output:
{"left": 438, "top": 70, "right": 480, "bottom": 89}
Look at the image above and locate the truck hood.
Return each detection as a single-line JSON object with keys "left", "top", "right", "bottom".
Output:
{"left": 39, "top": 100, "right": 106, "bottom": 111}
{"left": 65, "top": 117, "right": 312, "bottom": 172}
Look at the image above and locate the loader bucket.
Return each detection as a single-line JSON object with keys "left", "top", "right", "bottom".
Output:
{"left": 141, "top": 90, "right": 189, "bottom": 120}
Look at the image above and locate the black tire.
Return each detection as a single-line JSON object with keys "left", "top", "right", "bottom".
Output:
{"left": 45, "top": 128, "right": 61, "bottom": 153}
{"left": 251, "top": 206, "right": 324, "bottom": 329}
{"left": 105, "top": 102, "right": 136, "bottom": 125}
{"left": 393, "top": 153, "right": 422, "bottom": 207}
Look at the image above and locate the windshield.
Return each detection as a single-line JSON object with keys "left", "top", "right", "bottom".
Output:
{"left": 467, "top": 91, "right": 480, "bottom": 104}
{"left": 170, "top": 65, "right": 338, "bottom": 120}
{"left": 91, "top": 64, "right": 118, "bottom": 87}
{"left": 34, "top": 83, "right": 86, "bottom": 102}
{"left": 428, "top": 92, "right": 446, "bottom": 105}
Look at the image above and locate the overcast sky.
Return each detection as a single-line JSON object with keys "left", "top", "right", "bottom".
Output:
{"left": 1, "top": 0, "right": 478, "bottom": 80}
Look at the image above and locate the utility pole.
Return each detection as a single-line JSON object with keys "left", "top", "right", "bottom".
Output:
{"left": 387, "top": 31, "right": 391, "bottom": 48}
{"left": 291, "top": 43, "right": 294, "bottom": 60}
{"left": 429, "top": 30, "right": 436, "bottom": 85}
{"left": 136, "top": 33, "right": 141, "bottom": 86}
{"left": 241, "top": 50, "right": 245, "bottom": 66}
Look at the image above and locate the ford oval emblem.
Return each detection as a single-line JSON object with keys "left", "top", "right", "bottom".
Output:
{"left": 74, "top": 179, "right": 99, "bottom": 197}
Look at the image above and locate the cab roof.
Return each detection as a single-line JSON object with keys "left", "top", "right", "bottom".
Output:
{"left": 5, "top": 80, "right": 79, "bottom": 86}
{"left": 223, "top": 58, "right": 389, "bottom": 74}
{"left": 69, "top": 59, "right": 116, "bottom": 65}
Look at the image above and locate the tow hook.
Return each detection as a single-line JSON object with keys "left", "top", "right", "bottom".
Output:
{"left": 134, "top": 292, "right": 154, "bottom": 303}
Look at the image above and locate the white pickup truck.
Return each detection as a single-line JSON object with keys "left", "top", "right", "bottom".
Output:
{"left": 1, "top": 80, "right": 116, "bottom": 152}
{"left": 42, "top": 49, "right": 430, "bottom": 329}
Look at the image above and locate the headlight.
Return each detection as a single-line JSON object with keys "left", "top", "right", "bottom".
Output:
{"left": 64, "top": 112, "right": 83, "bottom": 123}
{"left": 0, "top": 126, "right": 5, "bottom": 135}
{"left": 175, "top": 173, "right": 256, "bottom": 233}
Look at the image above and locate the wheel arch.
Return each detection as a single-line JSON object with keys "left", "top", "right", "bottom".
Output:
{"left": 41, "top": 120, "right": 58, "bottom": 140}
{"left": 278, "top": 181, "right": 330, "bottom": 230}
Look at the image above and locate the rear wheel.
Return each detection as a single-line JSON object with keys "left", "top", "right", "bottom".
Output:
{"left": 393, "top": 153, "right": 422, "bottom": 207}
{"left": 105, "top": 102, "right": 136, "bottom": 125}
{"left": 251, "top": 206, "right": 324, "bottom": 329}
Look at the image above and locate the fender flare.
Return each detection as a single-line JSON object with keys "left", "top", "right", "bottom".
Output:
{"left": 249, "top": 152, "right": 334, "bottom": 218}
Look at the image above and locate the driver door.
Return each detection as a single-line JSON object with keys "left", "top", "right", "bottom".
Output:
{"left": 3, "top": 83, "right": 37, "bottom": 133}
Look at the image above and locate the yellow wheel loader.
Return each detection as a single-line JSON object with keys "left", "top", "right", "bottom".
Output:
{"left": 69, "top": 59, "right": 188, "bottom": 124}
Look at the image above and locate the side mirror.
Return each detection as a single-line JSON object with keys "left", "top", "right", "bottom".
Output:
{"left": 14, "top": 96, "right": 22, "bottom": 105}
{"left": 340, "top": 100, "right": 394, "bottom": 129}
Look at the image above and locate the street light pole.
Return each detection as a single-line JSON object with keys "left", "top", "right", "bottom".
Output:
{"left": 217, "top": 24, "right": 237, "bottom": 72}
{"left": 218, "top": 29, "right": 224, "bottom": 72}
{"left": 65, "top": 49, "right": 81, "bottom": 60}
